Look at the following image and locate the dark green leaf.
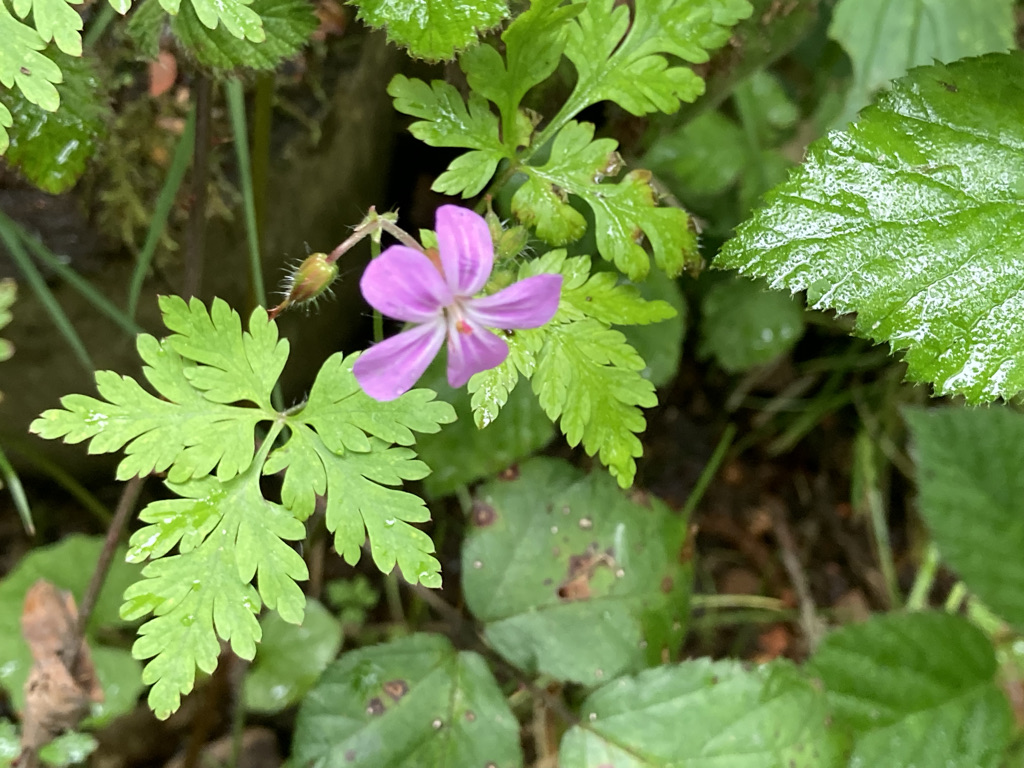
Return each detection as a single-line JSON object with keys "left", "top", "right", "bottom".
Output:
{"left": 808, "top": 611, "right": 1012, "bottom": 768}
{"left": 699, "top": 275, "right": 804, "bottom": 372}
{"left": 292, "top": 633, "right": 522, "bottom": 767}
{"left": 4, "top": 52, "right": 110, "bottom": 193}
{"left": 906, "top": 406, "right": 1024, "bottom": 628}
{"left": 172, "top": 0, "right": 316, "bottom": 71}
{"left": 560, "top": 659, "right": 839, "bottom": 767}
{"left": 718, "top": 52, "right": 1024, "bottom": 402}
{"left": 621, "top": 268, "right": 685, "bottom": 387}
{"left": 463, "top": 458, "right": 691, "bottom": 683}
{"left": 244, "top": 599, "right": 342, "bottom": 713}
{"left": 352, "top": 0, "right": 508, "bottom": 61}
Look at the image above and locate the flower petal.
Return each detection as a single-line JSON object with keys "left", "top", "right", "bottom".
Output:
{"left": 361, "top": 245, "right": 451, "bottom": 323}
{"left": 435, "top": 205, "right": 494, "bottom": 296}
{"left": 446, "top": 319, "right": 508, "bottom": 388}
{"left": 353, "top": 320, "right": 446, "bottom": 401}
{"left": 465, "top": 274, "right": 563, "bottom": 329}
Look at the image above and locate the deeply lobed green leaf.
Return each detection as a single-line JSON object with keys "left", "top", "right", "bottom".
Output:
{"left": 719, "top": 52, "right": 1024, "bottom": 402}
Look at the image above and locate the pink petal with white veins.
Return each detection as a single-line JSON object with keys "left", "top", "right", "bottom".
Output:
{"left": 353, "top": 319, "right": 446, "bottom": 401}
{"left": 446, "top": 319, "right": 509, "bottom": 388}
{"left": 467, "top": 274, "right": 563, "bottom": 330}
{"left": 360, "top": 245, "right": 452, "bottom": 323}
{"left": 435, "top": 205, "right": 494, "bottom": 296}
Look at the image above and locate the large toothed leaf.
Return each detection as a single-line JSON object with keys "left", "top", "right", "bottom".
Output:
{"left": 292, "top": 634, "right": 522, "bottom": 767}
{"left": 352, "top": 0, "right": 508, "bottom": 61}
{"left": 808, "top": 612, "right": 1012, "bottom": 768}
{"left": 718, "top": 52, "right": 1024, "bottom": 403}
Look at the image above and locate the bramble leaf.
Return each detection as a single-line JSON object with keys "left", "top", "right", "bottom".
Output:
{"left": 718, "top": 52, "right": 1024, "bottom": 403}
{"left": 12, "top": 0, "right": 84, "bottom": 56}
{"left": 171, "top": 0, "right": 316, "bottom": 70}
{"left": 513, "top": 121, "right": 697, "bottom": 280}
{"left": 563, "top": 0, "right": 752, "bottom": 117}
{"left": 560, "top": 659, "right": 839, "bottom": 767}
{"left": 4, "top": 52, "right": 110, "bottom": 193}
{"left": 906, "top": 406, "right": 1024, "bottom": 629}
{"left": 464, "top": 458, "right": 690, "bottom": 683}
{"left": 293, "top": 633, "right": 522, "bottom": 767}
{"left": 470, "top": 252, "right": 674, "bottom": 487}
{"left": 352, "top": 0, "right": 507, "bottom": 61}
{"left": 388, "top": 74, "right": 506, "bottom": 197}
{"left": 33, "top": 298, "right": 455, "bottom": 719}
{"left": 829, "top": 0, "right": 1014, "bottom": 125}
{"left": 808, "top": 612, "right": 1012, "bottom": 767}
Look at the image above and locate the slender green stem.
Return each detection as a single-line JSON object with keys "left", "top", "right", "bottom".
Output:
{"left": 945, "top": 582, "right": 967, "bottom": 613}
{"left": 857, "top": 436, "right": 901, "bottom": 608}
{"left": 83, "top": 3, "right": 117, "bottom": 48}
{"left": 5, "top": 438, "right": 112, "bottom": 526}
{"left": 906, "top": 542, "right": 941, "bottom": 611}
{"left": 0, "top": 442, "right": 33, "bottom": 535}
{"left": 690, "top": 594, "right": 787, "bottom": 612}
{"left": 128, "top": 107, "right": 196, "bottom": 318}
{"left": 681, "top": 424, "right": 736, "bottom": 519}
{"left": 9, "top": 217, "right": 142, "bottom": 336}
{"left": 225, "top": 78, "right": 266, "bottom": 308}
{"left": 0, "top": 217, "right": 93, "bottom": 374}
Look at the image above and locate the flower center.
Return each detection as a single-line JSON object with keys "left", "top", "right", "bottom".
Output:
{"left": 446, "top": 300, "right": 474, "bottom": 335}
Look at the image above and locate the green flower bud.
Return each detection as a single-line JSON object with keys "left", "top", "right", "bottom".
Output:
{"left": 495, "top": 225, "right": 530, "bottom": 261}
{"left": 270, "top": 252, "right": 338, "bottom": 319}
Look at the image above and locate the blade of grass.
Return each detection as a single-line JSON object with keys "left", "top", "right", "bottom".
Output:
{"left": 127, "top": 106, "right": 196, "bottom": 318}
{"left": 83, "top": 3, "right": 118, "bottom": 48}
{"left": 9, "top": 218, "right": 142, "bottom": 337}
{"left": 0, "top": 215, "right": 94, "bottom": 374}
{"left": 4, "top": 437, "right": 112, "bottom": 526}
{"left": 0, "top": 442, "right": 33, "bottom": 535}
{"left": 224, "top": 78, "right": 266, "bottom": 308}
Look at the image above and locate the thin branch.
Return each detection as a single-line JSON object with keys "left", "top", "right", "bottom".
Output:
{"left": 767, "top": 498, "right": 827, "bottom": 652}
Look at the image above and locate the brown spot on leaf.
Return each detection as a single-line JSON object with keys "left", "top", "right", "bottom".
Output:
{"left": 557, "top": 544, "right": 616, "bottom": 601}
{"left": 345, "top": 750, "right": 357, "bottom": 762}
{"left": 939, "top": 80, "right": 958, "bottom": 92}
{"left": 20, "top": 66, "right": 30, "bottom": 76}
{"left": 464, "top": 710, "right": 476, "bottom": 722}
{"left": 498, "top": 465, "right": 519, "bottom": 480}
{"left": 366, "top": 697, "right": 385, "bottom": 715}
{"left": 471, "top": 501, "right": 497, "bottom": 527}
{"left": 660, "top": 576, "right": 674, "bottom": 593}
{"left": 383, "top": 679, "right": 408, "bottom": 701}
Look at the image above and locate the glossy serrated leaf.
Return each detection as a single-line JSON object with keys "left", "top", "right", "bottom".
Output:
{"left": 243, "top": 599, "right": 341, "bottom": 713}
{"left": 12, "top": 0, "right": 84, "bottom": 56}
{"left": 514, "top": 121, "right": 697, "bottom": 280}
{"left": 388, "top": 74, "right": 506, "bottom": 197}
{"left": 906, "top": 406, "right": 1024, "bottom": 628}
{"left": 353, "top": 0, "right": 507, "bottom": 61}
{"left": 171, "top": 0, "right": 315, "bottom": 70}
{"left": 699, "top": 275, "right": 804, "bottom": 372}
{"left": 808, "top": 611, "right": 1012, "bottom": 768}
{"left": 719, "top": 52, "right": 1024, "bottom": 403}
{"left": 4, "top": 52, "right": 109, "bottom": 193}
{"left": 563, "top": 0, "right": 752, "bottom": 116}
{"left": 0, "top": 536, "right": 142, "bottom": 716}
{"left": 175, "top": 0, "right": 265, "bottom": 41}
{"left": 464, "top": 459, "right": 690, "bottom": 682}
{"left": 0, "top": 5, "right": 63, "bottom": 113}
{"left": 125, "top": 0, "right": 166, "bottom": 58}
{"left": 293, "top": 633, "right": 522, "bottom": 767}
{"left": 829, "top": 0, "right": 1014, "bottom": 125}
{"left": 560, "top": 659, "right": 839, "bottom": 767}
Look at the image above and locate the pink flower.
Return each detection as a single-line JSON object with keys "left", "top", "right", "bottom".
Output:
{"left": 353, "top": 206, "right": 563, "bottom": 401}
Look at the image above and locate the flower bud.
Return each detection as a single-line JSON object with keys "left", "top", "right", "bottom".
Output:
{"left": 269, "top": 252, "right": 338, "bottom": 319}
{"left": 495, "top": 225, "right": 530, "bottom": 261}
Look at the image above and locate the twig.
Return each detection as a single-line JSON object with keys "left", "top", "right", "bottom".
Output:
{"left": 767, "top": 498, "right": 826, "bottom": 651}
{"left": 75, "top": 475, "right": 145, "bottom": 644}
{"left": 182, "top": 76, "right": 212, "bottom": 299}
